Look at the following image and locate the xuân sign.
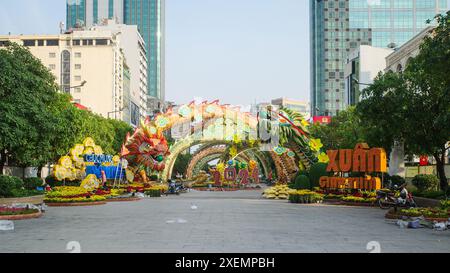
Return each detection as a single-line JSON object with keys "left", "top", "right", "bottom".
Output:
{"left": 319, "top": 143, "right": 387, "bottom": 191}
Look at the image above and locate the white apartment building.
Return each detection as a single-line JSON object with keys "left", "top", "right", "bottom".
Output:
{"left": 92, "top": 19, "right": 148, "bottom": 123}
{"left": 0, "top": 25, "right": 147, "bottom": 126}
{"left": 344, "top": 45, "right": 394, "bottom": 106}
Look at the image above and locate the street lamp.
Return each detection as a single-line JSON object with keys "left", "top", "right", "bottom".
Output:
{"left": 351, "top": 77, "right": 372, "bottom": 87}
{"left": 69, "top": 80, "right": 87, "bottom": 90}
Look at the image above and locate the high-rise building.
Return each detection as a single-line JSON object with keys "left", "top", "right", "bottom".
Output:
{"left": 66, "top": 0, "right": 165, "bottom": 115}
{"left": 310, "top": 0, "right": 448, "bottom": 116}
{"left": 124, "top": 0, "right": 165, "bottom": 116}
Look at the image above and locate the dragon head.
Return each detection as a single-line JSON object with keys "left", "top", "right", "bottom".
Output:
{"left": 121, "top": 122, "right": 170, "bottom": 172}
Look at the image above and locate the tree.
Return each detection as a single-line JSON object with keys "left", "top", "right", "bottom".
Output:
{"left": 310, "top": 106, "right": 368, "bottom": 151}
{"left": 172, "top": 153, "right": 193, "bottom": 178}
{"left": 0, "top": 43, "right": 133, "bottom": 176}
{"left": 357, "top": 12, "right": 450, "bottom": 190}
{"left": 0, "top": 43, "right": 60, "bottom": 174}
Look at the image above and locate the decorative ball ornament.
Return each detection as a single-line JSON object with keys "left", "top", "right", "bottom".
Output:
{"left": 273, "top": 146, "right": 286, "bottom": 155}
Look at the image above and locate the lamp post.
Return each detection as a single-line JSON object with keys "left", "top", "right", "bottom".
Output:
{"left": 69, "top": 80, "right": 87, "bottom": 90}
{"left": 351, "top": 76, "right": 372, "bottom": 87}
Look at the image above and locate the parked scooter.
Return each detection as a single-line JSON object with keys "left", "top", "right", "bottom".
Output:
{"left": 165, "top": 180, "right": 181, "bottom": 196}
{"left": 376, "top": 183, "right": 417, "bottom": 210}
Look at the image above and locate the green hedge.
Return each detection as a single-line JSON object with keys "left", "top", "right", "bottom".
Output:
{"left": 23, "top": 177, "right": 44, "bottom": 190}
{"left": 294, "top": 175, "right": 310, "bottom": 190}
{"left": 0, "top": 175, "right": 24, "bottom": 198}
{"left": 309, "top": 162, "right": 328, "bottom": 188}
{"left": 412, "top": 174, "right": 439, "bottom": 192}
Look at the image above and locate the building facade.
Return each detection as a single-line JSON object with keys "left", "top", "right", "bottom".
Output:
{"left": 385, "top": 26, "right": 434, "bottom": 72}
{"left": 0, "top": 30, "right": 144, "bottom": 126}
{"left": 66, "top": 0, "right": 166, "bottom": 115}
{"left": 92, "top": 20, "right": 148, "bottom": 123}
{"left": 271, "top": 98, "right": 311, "bottom": 120}
{"left": 344, "top": 45, "right": 393, "bottom": 105}
{"left": 310, "top": 0, "right": 447, "bottom": 116}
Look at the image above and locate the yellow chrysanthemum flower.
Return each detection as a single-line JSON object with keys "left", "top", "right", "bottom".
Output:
{"left": 309, "top": 138, "right": 323, "bottom": 152}
{"left": 318, "top": 152, "right": 330, "bottom": 163}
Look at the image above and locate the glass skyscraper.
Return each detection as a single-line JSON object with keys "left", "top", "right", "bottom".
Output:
{"left": 66, "top": 0, "right": 165, "bottom": 110}
{"left": 310, "top": 0, "right": 448, "bottom": 117}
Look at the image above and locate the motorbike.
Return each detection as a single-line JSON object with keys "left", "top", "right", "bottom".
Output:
{"left": 376, "top": 184, "right": 417, "bottom": 210}
{"left": 165, "top": 181, "right": 181, "bottom": 196}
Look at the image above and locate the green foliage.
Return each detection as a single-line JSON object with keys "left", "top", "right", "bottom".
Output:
{"left": 412, "top": 174, "right": 439, "bottom": 192}
{"left": 23, "top": 177, "right": 44, "bottom": 190}
{"left": 145, "top": 189, "right": 161, "bottom": 197}
{"left": 412, "top": 190, "right": 446, "bottom": 200}
{"left": 309, "top": 162, "right": 329, "bottom": 188}
{"left": 356, "top": 12, "right": 450, "bottom": 190}
{"left": 310, "top": 107, "right": 368, "bottom": 151}
{"left": 385, "top": 174, "right": 406, "bottom": 187}
{"left": 45, "top": 175, "right": 80, "bottom": 188}
{"left": 294, "top": 175, "right": 310, "bottom": 190}
{"left": 0, "top": 43, "right": 133, "bottom": 173}
{"left": 172, "top": 153, "right": 193, "bottom": 178}
{"left": 0, "top": 175, "right": 24, "bottom": 198}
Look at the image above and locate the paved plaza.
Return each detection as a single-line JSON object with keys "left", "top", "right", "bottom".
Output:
{"left": 1, "top": 190, "right": 449, "bottom": 253}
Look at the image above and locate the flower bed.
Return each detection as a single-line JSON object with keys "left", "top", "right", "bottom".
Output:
{"left": 262, "top": 185, "right": 290, "bottom": 200}
{"left": 341, "top": 196, "right": 377, "bottom": 205}
{"left": 386, "top": 207, "right": 449, "bottom": 221}
{"left": 44, "top": 186, "right": 107, "bottom": 206}
{"left": 106, "top": 196, "right": 140, "bottom": 202}
{"left": 289, "top": 190, "right": 324, "bottom": 204}
{"left": 0, "top": 207, "right": 42, "bottom": 220}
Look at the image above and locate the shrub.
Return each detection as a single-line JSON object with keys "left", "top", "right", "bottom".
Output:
{"left": 412, "top": 190, "right": 446, "bottom": 200}
{"left": 23, "top": 177, "right": 44, "bottom": 190}
{"left": 45, "top": 175, "right": 80, "bottom": 187}
{"left": 412, "top": 174, "right": 439, "bottom": 192}
{"left": 309, "top": 162, "right": 328, "bottom": 188}
{"left": 389, "top": 175, "right": 406, "bottom": 187}
{"left": 145, "top": 189, "right": 161, "bottom": 197}
{"left": 440, "top": 200, "right": 450, "bottom": 210}
{"left": 149, "top": 175, "right": 158, "bottom": 181}
{"left": 294, "top": 175, "right": 310, "bottom": 190}
{"left": 0, "top": 175, "right": 24, "bottom": 198}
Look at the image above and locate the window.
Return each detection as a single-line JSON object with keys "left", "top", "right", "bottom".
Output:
{"left": 75, "top": 87, "right": 81, "bottom": 93}
{"left": 37, "top": 40, "right": 44, "bottom": 46}
{"left": 46, "top": 39, "right": 59, "bottom": 46}
{"left": 75, "top": 76, "right": 81, "bottom": 81}
{"left": 73, "top": 40, "right": 81, "bottom": 46}
{"left": 75, "top": 52, "right": 81, "bottom": 58}
{"left": 49, "top": 52, "right": 56, "bottom": 58}
{"left": 96, "top": 39, "right": 108, "bottom": 45}
{"left": 23, "top": 40, "right": 36, "bottom": 47}
{"left": 82, "top": 39, "right": 93, "bottom": 46}
{"left": 74, "top": 99, "right": 81, "bottom": 104}
{"left": 49, "top": 64, "right": 56, "bottom": 70}
{"left": 0, "top": 40, "right": 10, "bottom": 47}
{"left": 61, "top": 50, "right": 71, "bottom": 93}
{"left": 75, "top": 64, "right": 81, "bottom": 69}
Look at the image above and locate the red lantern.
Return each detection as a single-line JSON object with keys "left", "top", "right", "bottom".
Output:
{"left": 419, "top": 155, "right": 428, "bottom": 166}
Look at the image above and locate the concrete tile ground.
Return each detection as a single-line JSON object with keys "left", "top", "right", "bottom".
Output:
{"left": 0, "top": 190, "right": 449, "bottom": 253}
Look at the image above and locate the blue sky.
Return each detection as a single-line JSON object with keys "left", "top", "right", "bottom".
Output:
{"left": 0, "top": 0, "right": 310, "bottom": 106}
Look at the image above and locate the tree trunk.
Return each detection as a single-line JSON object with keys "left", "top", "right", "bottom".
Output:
{"left": 0, "top": 150, "right": 6, "bottom": 175}
{"left": 37, "top": 165, "right": 43, "bottom": 178}
{"left": 434, "top": 153, "right": 448, "bottom": 191}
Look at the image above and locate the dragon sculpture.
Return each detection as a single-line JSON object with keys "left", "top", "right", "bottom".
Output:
{"left": 121, "top": 118, "right": 170, "bottom": 182}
